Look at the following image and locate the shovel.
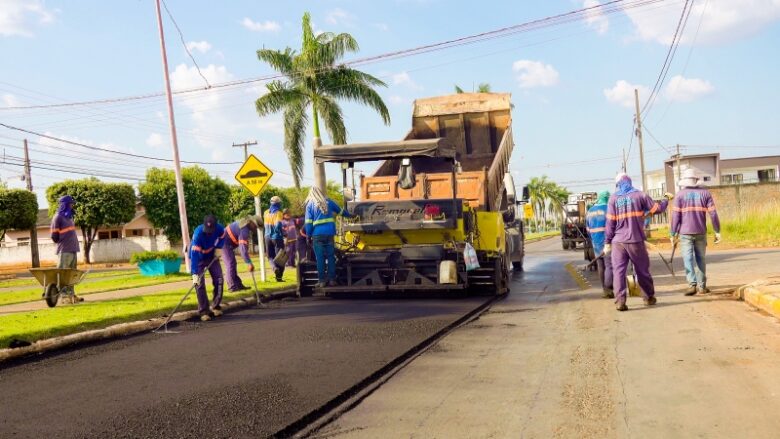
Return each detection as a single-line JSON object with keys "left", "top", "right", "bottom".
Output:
{"left": 669, "top": 238, "right": 678, "bottom": 276}
{"left": 250, "top": 270, "right": 267, "bottom": 308}
{"left": 645, "top": 241, "right": 676, "bottom": 278}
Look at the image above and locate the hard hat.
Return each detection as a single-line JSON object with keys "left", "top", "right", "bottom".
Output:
{"left": 269, "top": 195, "right": 282, "bottom": 204}
{"left": 680, "top": 168, "right": 699, "bottom": 181}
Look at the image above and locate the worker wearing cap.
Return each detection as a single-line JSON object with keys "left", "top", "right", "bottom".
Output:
{"left": 264, "top": 196, "right": 285, "bottom": 281}
{"left": 586, "top": 190, "right": 613, "bottom": 298}
{"left": 190, "top": 215, "right": 225, "bottom": 321}
{"left": 50, "top": 195, "right": 83, "bottom": 302}
{"left": 305, "top": 186, "right": 350, "bottom": 288}
{"left": 605, "top": 173, "right": 672, "bottom": 311}
{"left": 222, "top": 214, "right": 261, "bottom": 292}
{"left": 671, "top": 168, "right": 721, "bottom": 296}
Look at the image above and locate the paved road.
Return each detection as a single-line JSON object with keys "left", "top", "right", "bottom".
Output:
{"left": 318, "top": 239, "right": 780, "bottom": 438}
{"left": 0, "top": 271, "right": 496, "bottom": 438}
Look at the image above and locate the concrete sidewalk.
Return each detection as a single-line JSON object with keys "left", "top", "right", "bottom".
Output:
{"left": 0, "top": 270, "right": 280, "bottom": 315}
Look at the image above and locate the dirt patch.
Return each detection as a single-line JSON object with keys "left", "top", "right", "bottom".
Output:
{"left": 554, "top": 345, "right": 616, "bottom": 439}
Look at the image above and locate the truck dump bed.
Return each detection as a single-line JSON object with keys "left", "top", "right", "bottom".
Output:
{"left": 361, "top": 93, "right": 514, "bottom": 212}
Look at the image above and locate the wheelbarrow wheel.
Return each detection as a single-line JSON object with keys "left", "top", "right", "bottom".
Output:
{"left": 44, "top": 284, "right": 60, "bottom": 308}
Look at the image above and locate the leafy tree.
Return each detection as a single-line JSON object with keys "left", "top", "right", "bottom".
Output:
{"left": 255, "top": 11, "right": 390, "bottom": 189}
{"left": 454, "top": 83, "right": 491, "bottom": 93}
{"left": 0, "top": 189, "right": 38, "bottom": 243}
{"left": 226, "top": 184, "right": 290, "bottom": 220}
{"left": 526, "top": 176, "right": 570, "bottom": 232}
{"left": 139, "top": 167, "right": 231, "bottom": 243}
{"left": 46, "top": 179, "right": 136, "bottom": 263}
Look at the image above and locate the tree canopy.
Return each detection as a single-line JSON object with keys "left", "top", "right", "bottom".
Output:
{"left": 255, "top": 11, "right": 390, "bottom": 188}
{"left": 0, "top": 188, "right": 38, "bottom": 243}
{"left": 139, "top": 166, "right": 231, "bottom": 242}
{"left": 227, "top": 184, "right": 290, "bottom": 220}
{"left": 46, "top": 178, "right": 136, "bottom": 263}
{"left": 526, "top": 176, "right": 570, "bottom": 232}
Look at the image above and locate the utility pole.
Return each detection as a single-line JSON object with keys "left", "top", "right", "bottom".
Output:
{"left": 621, "top": 148, "right": 627, "bottom": 173}
{"left": 154, "top": 0, "right": 191, "bottom": 270}
{"left": 633, "top": 89, "right": 647, "bottom": 191}
{"left": 233, "top": 140, "right": 267, "bottom": 282}
{"left": 23, "top": 139, "right": 40, "bottom": 268}
{"left": 674, "top": 144, "right": 682, "bottom": 192}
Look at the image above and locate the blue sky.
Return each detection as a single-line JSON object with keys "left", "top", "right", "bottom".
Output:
{"left": 1, "top": 0, "right": 779, "bottom": 204}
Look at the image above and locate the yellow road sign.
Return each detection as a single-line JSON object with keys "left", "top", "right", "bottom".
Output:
{"left": 235, "top": 154, "right": 273, "bottom": 196}
{"left": 523, "top": 203, "right": 534, "bottom": 219}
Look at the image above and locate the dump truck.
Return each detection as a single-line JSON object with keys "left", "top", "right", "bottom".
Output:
{"left": 297, "top": 93, "right": 525, "bottom": 296}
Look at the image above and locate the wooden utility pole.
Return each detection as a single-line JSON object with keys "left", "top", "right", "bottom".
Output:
{"left": 23, "top": 139, "right": 40, "bottom": 268}
{"left": 154, "top": 0, "right": 191, "bottom": 270}
{"left": 633, "top": 89, "right": 647, "bottom": 191}
{"left": 233, "top": 140, "right": 266, "bottom": 282}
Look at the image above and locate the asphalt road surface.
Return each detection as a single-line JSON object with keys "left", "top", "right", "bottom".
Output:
{"left": 0, "top": 271, "right": 494, "bottom": 438}
{"left": 318, "top": 238, "right": 780, "bottom": 438}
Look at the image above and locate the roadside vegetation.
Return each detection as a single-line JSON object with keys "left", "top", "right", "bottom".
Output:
{"left": 0, "top": 271, "right": 296, "bottom": 348}
{"left": 526, "top": 230, "right": 561, "bottom": 241}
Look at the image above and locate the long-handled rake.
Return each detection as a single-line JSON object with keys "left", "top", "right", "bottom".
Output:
{"left": 153, "top": 257, "right": 218, "bottom": 334}
{"left": 250, "top": 270, "right": 267, "bottom": 308}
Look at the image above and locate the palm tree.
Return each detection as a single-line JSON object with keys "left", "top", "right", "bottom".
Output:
{"left": 454, "top": 83, "right": 491, "bottom": 93}
{"left": 255, "top": 12, "right": 391, "bottom": 189}
{"left": 526, "top": 176, "right": 569, "bottom": 232}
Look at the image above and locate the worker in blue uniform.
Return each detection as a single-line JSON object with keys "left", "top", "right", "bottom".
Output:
{"left": 304, "top": 187, "right": 350, "bottom": 287}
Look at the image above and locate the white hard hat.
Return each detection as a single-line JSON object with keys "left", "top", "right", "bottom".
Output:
{"left": 269, "top": 195, "right": 282, "bottom": 204}
{"left": 615, "top": 172, "right": 629, "bottom": 183}
{"left": 680, "top": 168, "right": 698, "bottom": 181}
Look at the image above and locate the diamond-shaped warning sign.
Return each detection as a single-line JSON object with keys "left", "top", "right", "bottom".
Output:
{"left": 235, "top": 154, "right": 273, "bottom": 196}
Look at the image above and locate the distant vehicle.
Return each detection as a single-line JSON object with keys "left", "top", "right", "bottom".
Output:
{"left": 240, "top": 170, "right": 268, "bottom": 179}
{"left": 561, "top": 192, "right": 597, "bottom": 256}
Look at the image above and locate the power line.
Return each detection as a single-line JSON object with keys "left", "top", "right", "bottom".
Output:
{"left": 160, "top": 0, "right": 211, "bottom": 88}
{"left": 642, "top": 125, "right": 673, "bottom": 155}
{"left": 641, "top": 0, "right": 694, "bottom": 118}
{"left": 0, "top": 0, "right": 667, "bottom": 111}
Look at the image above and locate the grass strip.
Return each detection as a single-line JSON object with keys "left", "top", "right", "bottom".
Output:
{"left": 0, "top": 271, "right": 296, "bottom": 348}
{"left": 526, "top": 230, "right": 561, "bottom": 240}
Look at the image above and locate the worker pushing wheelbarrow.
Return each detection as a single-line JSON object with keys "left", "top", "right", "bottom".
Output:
{"left": 29, "top": 267, "right": 88, "bottom": 307}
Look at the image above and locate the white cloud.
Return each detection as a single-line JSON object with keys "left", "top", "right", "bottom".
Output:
{"left": 626, "top": 0, "right": 780, "bottom": 45}
{"left": 388, "top": 95, "right": 408, "bottom": 105}
{"left": 257, "top": 116, "right": 283, "bottom": 135}
{"left": 664, "top": 75, "right": 714, "bottom": 102}
{"left": 583, "top": 0, "right": 609, "bottom": 34}
{"left": 325, "top": 8, "right": 356, "bottom": 27}
{"left": 146, "top": 133, "right": 164, "bottom": 148}
{"left": 0, "top": 0, "right": 55, "bottom": 37}
{"left": 604, "top": 80, "right": 649, "bottom": 108}
{"left": 2, "top": 93, "right": 20, "bottom": 107}
{"left": 37, "top": 132, "right": 135, "bottom": 157}
{"left": 512, "top": 60, "right": 559, "bottom": 88}
{"left": 185, "top": 40, "right": 211, "bottom": 53}
{"left": 241, "top": 17, "right": 281, "bottom": 33}
{"left": 392, "top": 72, "right": 423, "bottom": 91}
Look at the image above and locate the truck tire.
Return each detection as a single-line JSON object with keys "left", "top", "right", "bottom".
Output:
{"left": 512, "top": 260, "right": 523, "bottom": 271}
{"left": 562, "top": 240, "right": 568, "bottom": 250}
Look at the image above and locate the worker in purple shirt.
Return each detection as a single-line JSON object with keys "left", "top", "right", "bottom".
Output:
{"left": 50, "top": 195, "right": 83, "bottom": 302}
{"left": 605, "top": 173, "right": 672, "bottom": 311}
{"left": 222, "top": 214, "right": 261, "bottom": 292}
{"left": 190, "top": 215, "right": 225, "bottom": 321}
{"left": 281, "top": 209, "right": 298, "bottom": 267}
{"left": 671, "top": 168, "right": 721, "bottom": 296}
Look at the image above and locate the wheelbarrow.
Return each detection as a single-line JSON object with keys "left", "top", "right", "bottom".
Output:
{"left": 28, "top": 268, "right": 88, "bottom": 308}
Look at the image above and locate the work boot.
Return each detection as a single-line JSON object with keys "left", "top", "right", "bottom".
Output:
{"left": 644, "top": 296, "right": 657, "bottom": 306}
{"left": 684, "top": 285, "right": 697, "bottom": 296}
{"left": 314, "top": 282, "right": 326, "bottom": 289}
{"left": 616, "top": 302, "right": 628, "bottom": 312}
{"left": 697, "top": 287, "right": 710, "bottom": 295}
{"left": 327, "top": 279, "right": 341, "bottom": 287}
{"left": 602, "top": 289, "right": 615, "bottom": 299}
{"left": 212, "top": 306, "right": 223, "bottom": 317}
{"left": 200, "top": 313, "right": 213, "bottom": 322}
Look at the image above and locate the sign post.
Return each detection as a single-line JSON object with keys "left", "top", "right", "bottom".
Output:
{"left": 235, "top": 154, "right": 274, "bottom": 283}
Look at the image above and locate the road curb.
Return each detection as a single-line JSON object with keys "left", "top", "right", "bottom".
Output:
{"left": 734, "top": 276, "right": 780, "bottom": 320}
{"left": 525, "top": 234, "right": 560, "bottom": 244}
{"left": 0, "top": 287, "right": 297, "bottom": 365}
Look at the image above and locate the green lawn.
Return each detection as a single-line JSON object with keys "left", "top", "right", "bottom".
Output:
{"left": 526, "top": 230, "right": 561, "bottom": 241}
{"left": 0, "top": 269, "right": 136, "bottom": 289}
{"left": 0, "top": 270, "right": 297, "bottom": 348}
{"left": 648, "top": 208, "right": 780, "bottom": 249}
{"left": 0, "top": 272, "right": 190, "bottom": 307}
{"left": 0, "top": 262, "right": 261, "bottom": 307}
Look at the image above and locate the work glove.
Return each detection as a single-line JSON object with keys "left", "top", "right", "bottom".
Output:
{"left": 604, "top": 244, "right": 612, "bottom": 255}
{"left": 192, "top": 274, "right": 201, "bottom": 286}
{"left": 663, "top": 192, "right": 674, "bottom": 200}
{"left": 248, "top": 263, "right": 255, "bottom": 272}
{"left": 714, "top": 232, "right": 721, "bottom": 244}
{"left": 670, "top": 233, "right": 678, "bottom": 247}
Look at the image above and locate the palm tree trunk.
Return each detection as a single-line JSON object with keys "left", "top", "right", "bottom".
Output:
{"left": 312, "top": 107, "right": 327, "bottom": 192}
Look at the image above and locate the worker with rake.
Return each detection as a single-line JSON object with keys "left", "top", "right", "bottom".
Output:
{"left": 190, "top": 215, "right": 226, "bottom": 321}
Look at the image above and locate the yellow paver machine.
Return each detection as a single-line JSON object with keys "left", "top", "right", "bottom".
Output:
{"left": 297, "top": 93, "right": 527, "bottom": 297}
